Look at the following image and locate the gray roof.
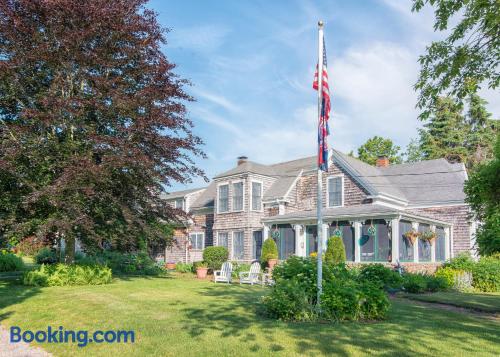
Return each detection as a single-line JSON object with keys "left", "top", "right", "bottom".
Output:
{"left": 160, "top": 187, "right": 205, "bottom": 200}
{"left": 213, "top": 161, "right": 277, "bottom": 179}
{"left": 190, "top": 181, "right": 216, "bottom": 209}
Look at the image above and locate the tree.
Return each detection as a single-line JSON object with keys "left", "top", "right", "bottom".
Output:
{"left": 356, "top": 136, "right": 403, "bottom": 166}
{"left": 412, "top": 0, "right": 500, "bottom": 120}
{"left": 404, "top": 138, "right": 425, "bottom": 163}
{"left": 324, "top": 236, "right": 346, "bottom": 265}
{"left": 418, "top": 96, "right": 468, "bottom": 163}
{"left": 0, "top": 0, "right": 204, "bottom": 262}
{"left": 464, "top": 134, "right": 500, "bottom": 255}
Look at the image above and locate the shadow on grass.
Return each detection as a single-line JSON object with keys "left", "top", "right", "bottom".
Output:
{"left": 180, "top": 283, "right": 500, "bottom": 356}
{"left": 0, "top": 277, "right": 41, "bottom": 323}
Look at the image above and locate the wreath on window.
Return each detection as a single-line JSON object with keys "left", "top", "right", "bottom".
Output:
{"left": 332, "top": 221, "right": 342, "bottom": 237}
{"left": 367, "top": 221, "right": 376, "bottom": 236}
{"left": 271, "top": 226, "right": 280, "bottom": 239}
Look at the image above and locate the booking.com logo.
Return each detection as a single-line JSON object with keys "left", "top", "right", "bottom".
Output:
{"left": 10, "top": 326, "right": 135, "bottom": 347}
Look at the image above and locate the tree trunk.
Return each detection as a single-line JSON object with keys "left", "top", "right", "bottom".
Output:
{"left": 64, "top": 234, "right": 76, "bottom": 264}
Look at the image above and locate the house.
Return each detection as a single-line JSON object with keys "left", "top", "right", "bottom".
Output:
{"left": 161, "top": 150, "right": 474, "bottom": 272}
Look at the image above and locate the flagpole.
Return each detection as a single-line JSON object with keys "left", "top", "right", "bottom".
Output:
{"left": 316, "top": 20, "right": 324, "bottom": 307}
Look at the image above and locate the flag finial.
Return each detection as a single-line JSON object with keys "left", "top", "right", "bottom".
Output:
{"left": 318, "top": 20, "right": 323, "bottom": 27}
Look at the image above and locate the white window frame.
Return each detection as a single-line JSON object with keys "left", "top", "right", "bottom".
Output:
{"left": 327, "top": 175, "right": 344, "bottom": 207}
{"left": 250, "top": 180, "right": 263, "bottom": 211}
{"left": 217, "top": 232, "right": 229, "bottom": 249}
{"left": 189, "top": 232, "right": 205, "bottom": 250}
{"left": 217, "top": 183, "right": 230, "bottom": 213}
{"left": 232, "top": 231, "right": 245, "bottom": 260}
{"left": 174, "top": 198, "right": 184, "bottom": 210}
{"left": 231, "top": 180, "right": 245, "bottom": 212}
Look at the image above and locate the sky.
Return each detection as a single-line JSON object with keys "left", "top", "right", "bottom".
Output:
{"left": 147, "top": 0, "right": 500, "bottom": 192}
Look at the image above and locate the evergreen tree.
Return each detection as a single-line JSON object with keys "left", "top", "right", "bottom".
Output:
{"left": 356, "top": 136, "right": 403, "bottom": 166}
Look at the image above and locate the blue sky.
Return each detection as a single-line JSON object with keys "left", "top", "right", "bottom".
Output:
{"left": 148, "top": 0, "right": 500, "bottom": 191}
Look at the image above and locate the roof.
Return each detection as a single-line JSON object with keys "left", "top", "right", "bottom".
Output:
{"left": 262, "top": 204, "right": 451, "bottom": 226}
{"left": 190, "top": 181, "right": 216, "bottom": 210}
{"left": 160, "top": 187, "right": 205, "bottom": 200}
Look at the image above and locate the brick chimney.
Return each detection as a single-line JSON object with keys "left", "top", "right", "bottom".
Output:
{"left": 237, "top": 156, "right": 248, "bottom": 166}
{"left": 376, "top": 156, "right": 390, "bottom": 167}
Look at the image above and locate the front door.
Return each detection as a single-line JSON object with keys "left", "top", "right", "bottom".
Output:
{"left": 253, "top": 231, "right": 263, "bottom": 260}
{"left": 306, "top": 225, "right": 318, "bottom": 256}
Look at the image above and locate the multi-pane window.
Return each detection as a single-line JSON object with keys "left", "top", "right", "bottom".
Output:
{"left": 232, "top": 182, "right": 244, "bottom": 211}
{"left": 360, "top": 220, "right": 391, "bottom": 262}
{"left": 251, "top": 182, "right": 262, "bottom": 211}
{"left": 233, "top": 231, "right": 244, "bottom": 260}
{"left": 418, "top": 224, "right": 432, "bottom": 262}
{"left": 435, "top": 227, "right": 446, "bottom": 261}
{"left": 174, "top": 198, "right": 184, "bottom": 210}
{"left": 218, "top": 184, "right": 229, "bottom": 213}
{"left": 218, "top": 232, "right": 229, "bottom": 249}
{"left": 189, "top": 233, "right": 204, "bottom": 250}
{"left": 328, "top": 177, "right": 343, "bottom": 207}
{"left": 399, "top": 221, "right": 414, "bottom": 262}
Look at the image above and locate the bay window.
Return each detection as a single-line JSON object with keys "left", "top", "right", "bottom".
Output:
{"left": 218, "top": 184, "right": 229, "bottom": 213}
{"left": 251, "top": 181, "right": 262, "bottom": 211}
{"left": 232, "top": 182, "right": 243, "bottom": 211}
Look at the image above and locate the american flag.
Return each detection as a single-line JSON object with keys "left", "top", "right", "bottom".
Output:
{"left": 313, "top": 38, "right": 330, "bottom": 172}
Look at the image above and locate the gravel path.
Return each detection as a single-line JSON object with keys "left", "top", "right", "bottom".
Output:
{"left": 0, "top": 325, "right": 52, "bottom": 357}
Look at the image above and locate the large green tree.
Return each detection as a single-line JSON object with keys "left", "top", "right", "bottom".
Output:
{"left": 412, "top": 0, "right": 500, "bottom": 120}
{"left": 356, "top": 136, "right": 403, "bottom": 166}
{"left": 0, "top": 0, "right": 204, "bottom": 261}
{"left": 464, "top": 134, "right": 500, "bottom": 256}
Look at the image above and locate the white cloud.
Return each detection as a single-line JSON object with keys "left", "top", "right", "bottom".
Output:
{"left": 169, "top": 25, "right": 230, "bottom": 52}
{"left": 192, "top": 88, "right": 241, "bottom": 113}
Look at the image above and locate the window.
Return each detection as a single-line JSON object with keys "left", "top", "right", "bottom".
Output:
{"left": 218, "top": 184, "right": 229, "bottom": 213}
{"left": 233, "top": 231, "right": 244, "bottom": 260}
{"left": 399, "top": 221, "right": 414, "bottom": 262}
{"left": 218, "top": 232, "right": 229, "bottom": 249}
{"left": 253, "top": 231, "right": 263, "bottom": 260}
{"left": 435, "top": 227, "right": 446, "bottom": 261}
{"left": 251, "top": 182, "right": 262, "bottom": 211}
{"left": 174, "top": 198, "right": 183, "bottom": 210}
{"left": 360, "top": 220, "right": 391, "bottom": 262}
{"left": 328, "top": 176, "right": 343, "bottom": 207}
{"left": 189, "top": 233, "right": 204, "bottom": 250}
{"left": 232, "top": 182, "right": 244, "bottom": 211}
{"left": 418, "top": 224, "right": 432, "bottom": 262}
{"left": 275, "top": 224, "right": 295, "bottom": 260}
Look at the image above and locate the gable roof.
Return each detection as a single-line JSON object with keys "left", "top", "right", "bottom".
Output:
{"left": 160, "top": 187, "right": 205, "bottom": 200}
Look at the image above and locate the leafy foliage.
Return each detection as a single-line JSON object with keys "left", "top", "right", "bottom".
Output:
{"left": 357, "top": 264, "right": 403, "bottom": 290}
{"left": 14, "top": 235, "right": 52, "bottom": 256}
{"left": 35, "top": 247, "right": 59, "bottom": 265}
{"left": 403, "top": 273, "right": 449, "bottom": 293}
{"left": 356, "top": 136, "right": 403, "bottom": 165}
{"left": 412, "top": 0, "right": 500, "bottom": 120}
{"left": 231, "top": 262, "right": 252, "bottom": 279}
{"left": 262, "top": 256, "right": 389, "bottom": 322}
{"left": 76, "top": 251, "right": 164, "bottom": 276}
{"left": 0, "top": 0, "right": 204, "bottom": 262}
{"left": 23, "top": 264, "right": 112, "bottom": 287}
{"left": 472, "top": 256, "right": 500, "bottom": 292}
{"left": 260, "top": 238, "right": 278, "bottom": 263}
{"left": 0, "top": 251, "right": 24, "bottom": 272}
{"left": 202, "top": 246, "right": 228, "bottom": 271}
{"left": 443, "top": 252, "right": 476, "bottom": 271}
{"left": 175, "top": 262, "right": 194, "bottom": 273}
{"left": 465, "top": 134, "right": 500, "bottom": 255}
{"left": 324, "top": 236, "right": 346, "bottom": 265}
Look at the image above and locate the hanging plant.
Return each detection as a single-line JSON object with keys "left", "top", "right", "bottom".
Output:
{"left": 271, "top": 227, "right": 280, "bottom": 239}
{"left": 367, "top": 225, "right": 376, "bottom": 236}
{"left": 332, "top": 228, "right": 342, "bottom": 237}
{"left": 403, "top": 230, "right": 420, "bottom": 245}
{"left": 420, "top": 230, "right": 437, "bottom": 243}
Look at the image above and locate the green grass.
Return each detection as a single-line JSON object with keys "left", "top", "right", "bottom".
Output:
{"left": 0, "top": 274, "right": 499, "bottom": 356}
{"left": 403, "top": 291, "right": 500, "bottom": 313}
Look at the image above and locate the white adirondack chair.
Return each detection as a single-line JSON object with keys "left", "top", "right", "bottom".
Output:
{"left": 239, "top": 262, "right": 262, "bottom": 285}
{"left": 214, "top": 262, "right": 233, "bottom": 283}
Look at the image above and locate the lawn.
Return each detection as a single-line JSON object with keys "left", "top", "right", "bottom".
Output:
{"left": 403, "top": 291, "right": 500, "bottom": 313}
{"left": 0, "top": 274, "right": 499, "bottom": 357}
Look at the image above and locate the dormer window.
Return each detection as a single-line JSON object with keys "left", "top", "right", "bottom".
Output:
{"left": 327, "top": 176, "right": 343, "bottom": 207}
{"left": 218, "top": 184, "right": 229, "bottom": 213}
{"left": 232, "top": 182, "right": 244, "bottom": 211}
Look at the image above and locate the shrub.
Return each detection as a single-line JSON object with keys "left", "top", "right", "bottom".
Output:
{"left": 232, "top": 262, "right": 252, "bottom": 278}
{"left": 16, "top": 236, "right": 49, "bottom": 256}
{"left": 357, "top": 264, "right": 403, "bottom": 290}
{"left": 0, "top": 251, "right": 24, "bottom": 272}
{"left": 262, "top": 279, "right": 315, "bottom": 321}
{"left": 260, "top": 238, "right": 278, "bottom": 264}
{"left": 472, "top": 256, "right": 500, "bottom": 292}
{"left": 23, "top": 264, "right": 112, "bottom": 287}
{"left": 402, "top": 273, "right": 428, "bottom": 293}
{"left": 425, "top": 275, "right": 449, "bottom": 292}
{"left": 35, "top": 247, "right": 58, "bottom": 265}
{"left": 76, "top": 251, "right": 164, "bottom": 276}
{"left": 175, "top": 262, "right": 194, "bottom": 273}
{"left": 202, "top": 246, "right": 229, "bottom": 271}
{"left": 443, "top": 252, "right": 475, "bottom": 271}
{"left": 324, "top": 236, "right": 346, "bottom": 265}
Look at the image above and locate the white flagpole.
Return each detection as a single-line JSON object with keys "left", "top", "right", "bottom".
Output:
{"left": 316, "top": 20, "right": 324, "bottom": 307}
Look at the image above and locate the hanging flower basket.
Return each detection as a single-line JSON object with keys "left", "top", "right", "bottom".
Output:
{"left": 403, "top": 230, "right": 420, "bottom": 245}
{"left": 271, "top": 229, "right": 280, "bottom": 239}
{"left": 367, "top": 225, "right": 376, "bottom": 236}
{"left": 420, "top": 230, "right": 437, "bottom": 243}
{"left": 332, "top": 228, "right": 342, "bottom": 237}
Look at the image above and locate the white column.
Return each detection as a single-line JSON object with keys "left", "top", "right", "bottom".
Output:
{"left": 263, "top": 224, "right": 270, "bottom": 241}
{"left": 430, "top": 225, "right": 436, "bottom": 262}
{"left": 391, "top": 218, "right": 400, "bottom": 264}
{"left": 322, "top": 223, "right": 329, "bottom": 252}
{"left": 354, "top": 221, "right": 361, "bottom": 262}
{"left": 444, "top": 226, "right": 451, "bottom": 260}
{"left": 294, "top": 224, "right": 306, "bottom": 257}
{"left": 412, "top": 222, "right": 419, "bottom": 263}
{"left": 278, "top": 203, "right": 285, "bottom": 215}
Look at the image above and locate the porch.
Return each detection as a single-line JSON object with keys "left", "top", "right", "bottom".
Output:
{"left": 261, "top": 205, "right": 452, "bottom": 269}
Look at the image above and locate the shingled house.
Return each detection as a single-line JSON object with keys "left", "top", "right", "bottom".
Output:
{"left": 161, "top": 150, "right": 474, "bottom": 272}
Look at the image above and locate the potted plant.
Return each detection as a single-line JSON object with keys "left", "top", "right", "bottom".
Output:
{"left": 420, "top": 230, "right": 437, "bottom": 243}
{"left": 260, "top": 238, "right": 279, "bottom": 270}
{"left": 195, "top": 261, "right": 208, "bottom": 279}
{"left": 165, "top": 260, "right": 176, "bottom": 270}
{"left": 403, "top": 229, "right": 420, "bottom": 245}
